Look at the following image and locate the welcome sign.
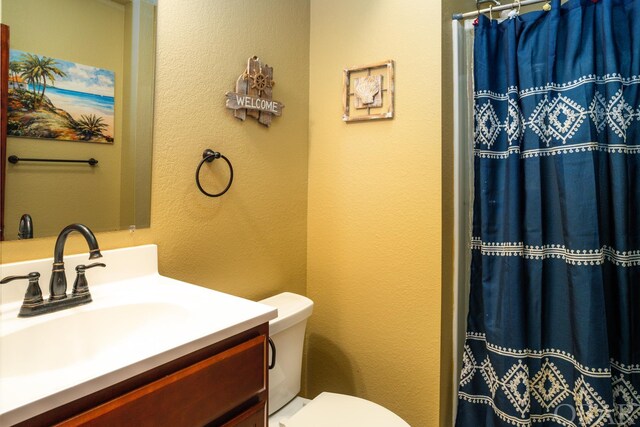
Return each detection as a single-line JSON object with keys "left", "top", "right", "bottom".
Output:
{"left": 225, "top": 56, "right": 284, "bottom": 127}
{"left": 225, "top": 93, "right": 283, "bottom": 116}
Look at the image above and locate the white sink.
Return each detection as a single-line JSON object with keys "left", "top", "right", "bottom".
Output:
{"left": 0, "top": 245, "right": 277, "bottom": 426}
{"left": 1, "top": 302, "right": 189, "bottom": 378}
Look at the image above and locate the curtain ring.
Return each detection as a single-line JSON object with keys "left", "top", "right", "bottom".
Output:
{"left": 508, "top": 0, "right": 521, "bottom": 18}
{"left": 489, "top": 4, "right": 494, "bottom": 21}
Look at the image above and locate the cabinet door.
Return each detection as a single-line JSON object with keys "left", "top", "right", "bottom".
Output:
{"left": 57, "top": 335, "right": 266, "bottom": 427}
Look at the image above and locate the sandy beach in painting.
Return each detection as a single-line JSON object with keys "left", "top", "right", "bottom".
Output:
{"left": 45, "top": 88, "right": 115, "bottom": 137}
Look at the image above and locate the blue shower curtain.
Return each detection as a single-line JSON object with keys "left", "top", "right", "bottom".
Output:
{"left": 455, "top": 0, "right": 640, "bottom": 426}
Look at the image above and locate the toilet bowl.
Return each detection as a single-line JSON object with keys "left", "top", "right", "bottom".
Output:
{"left": 259, "top": 292, "right": 409, "bottom": 427}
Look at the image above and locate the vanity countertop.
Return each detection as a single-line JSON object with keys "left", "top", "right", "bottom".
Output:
{"left": 0, "top": 244, "right": 277, "bottom": 426}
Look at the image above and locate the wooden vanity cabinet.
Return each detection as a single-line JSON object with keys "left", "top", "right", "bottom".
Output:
{"left": 17, "top": 324, "right": 269, "bottom": 427}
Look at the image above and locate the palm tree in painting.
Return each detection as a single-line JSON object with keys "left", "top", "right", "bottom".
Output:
{"left": 9, "top": 60, "right": 22, "bottom": 88}
{"left": 75, "top": 114, "right": 108, "bottom": 140}
{"left": 19, "top": 53, "right": 66, "bottom": 108}
{"left": 37, "top": 56, "right": 66, "bottom": 105}
{"left": 19, "top": 55, "right": 40, "bottom": 103}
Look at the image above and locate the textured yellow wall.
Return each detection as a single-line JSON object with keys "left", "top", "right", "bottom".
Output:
{"left": 2, "top": 0, "right": 124, "bottom": 239}
{"left": 306, "top": 1, "right": 442, "bottom": 425}
{"left": 150, "top": 0, "right": 309, "bottom": 300}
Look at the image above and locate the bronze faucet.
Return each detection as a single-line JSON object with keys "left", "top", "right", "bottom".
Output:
{"left": 0, "top": 223, "right": 105, "bottom": 317}
{"left": 49, "top": 223, "right": 103, "bottom": 301}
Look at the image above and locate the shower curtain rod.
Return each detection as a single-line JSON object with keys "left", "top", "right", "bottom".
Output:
{"left": 452, "top": 0, "right": 548, "bottom": 20}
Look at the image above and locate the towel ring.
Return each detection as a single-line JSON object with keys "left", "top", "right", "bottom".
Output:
{"left": 195, "top": 149, "right": 234, "bottom": 197}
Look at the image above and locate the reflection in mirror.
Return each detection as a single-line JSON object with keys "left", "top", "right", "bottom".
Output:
{"left": 1, "top": 0, "right": 156, "bottom": 241}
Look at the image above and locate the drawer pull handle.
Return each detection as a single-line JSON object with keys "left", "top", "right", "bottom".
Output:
{"left": 268, "top": 337, "right": 276, "bottom": 370}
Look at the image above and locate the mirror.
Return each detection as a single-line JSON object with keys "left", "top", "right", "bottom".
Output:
{"left": 0, "top": 0, "right": 156, "bottom": 241}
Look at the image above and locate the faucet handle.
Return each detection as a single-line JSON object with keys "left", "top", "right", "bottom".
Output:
{"left": 0, "top": 271, "right": 40, "bottom": 284}
{"left": 0, "top": 272, "right": 45, "bottom": 313}
{"left": 75, "top": 262, "right": 107, "bottom": 272}
{"left": 72, "top": 263, "right": 106, "bottom": 298}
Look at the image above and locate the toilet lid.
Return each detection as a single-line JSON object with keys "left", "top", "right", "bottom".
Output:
{"left": 280, "top": 392, "right": 410, "bottom": 427}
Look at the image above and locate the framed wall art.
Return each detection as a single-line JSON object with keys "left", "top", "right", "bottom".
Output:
{"left": 342, "top": 59, "right": 394, "bottom": 122}
{"left": 8, "top": 49, "right": 115, "bottom": 143}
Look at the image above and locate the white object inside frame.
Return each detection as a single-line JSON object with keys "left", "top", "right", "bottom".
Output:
{"left": 342, "top": 60, "right": 394, "bottom": 122}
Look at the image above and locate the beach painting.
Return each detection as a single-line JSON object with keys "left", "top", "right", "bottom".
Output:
{"left": 8, "top": 49, "right": 115, "bottom": 144}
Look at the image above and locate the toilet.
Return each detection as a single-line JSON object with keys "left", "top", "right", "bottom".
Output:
{"left": 259, "top": 292, "right": 410, "bottom": 427}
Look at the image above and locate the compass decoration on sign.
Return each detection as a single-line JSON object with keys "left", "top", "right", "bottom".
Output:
{"left": 249, "top": 66, "right": 274, "bottom": 97}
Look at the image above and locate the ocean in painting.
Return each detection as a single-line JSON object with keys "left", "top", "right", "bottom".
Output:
{"left": 8, "top": 49, "right": 115, "bottom": 143}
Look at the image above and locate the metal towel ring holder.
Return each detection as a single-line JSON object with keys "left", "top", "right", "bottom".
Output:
{"left": 195, "top": 149, "right": 234, "bottom": 197}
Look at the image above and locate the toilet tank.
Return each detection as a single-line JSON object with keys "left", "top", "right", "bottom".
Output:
{"left": 259, "top": 292, "right": 313, "bottom": 415}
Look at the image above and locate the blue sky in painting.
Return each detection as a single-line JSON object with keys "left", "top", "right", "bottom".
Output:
{"left": 9, "top": 49, "right": 114, "bottom": 97}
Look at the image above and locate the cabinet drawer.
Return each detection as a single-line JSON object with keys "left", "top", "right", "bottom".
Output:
{"left": 57, "top": 335, "right": 267, "bottom": 427}
{"left": 220, "top": 401, "right": 265, "bottom": 427}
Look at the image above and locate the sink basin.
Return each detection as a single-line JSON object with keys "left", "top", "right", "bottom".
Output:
{"left": 0, "top": 245, "right": 277, "bottom": 426}
{"left": 1, "top": 302, "right": 190, "bottom": 378}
